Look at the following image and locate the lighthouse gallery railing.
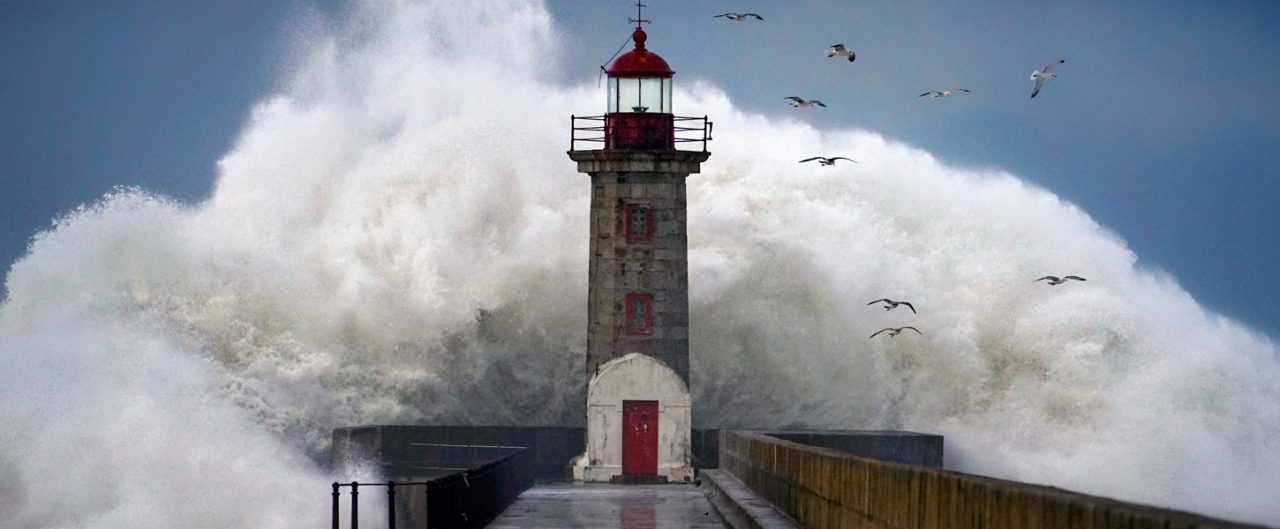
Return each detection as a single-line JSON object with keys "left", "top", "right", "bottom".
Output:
{"left": 570, "top": 114, "right": 712, "bottom": 152}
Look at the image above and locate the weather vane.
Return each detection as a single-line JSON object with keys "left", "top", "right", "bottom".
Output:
{"left": 629, "top": 1, "right": 650, "bottom": 29}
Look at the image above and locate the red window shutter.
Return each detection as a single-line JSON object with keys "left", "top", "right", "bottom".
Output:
{"left": 625, "top": 203, "right": 654, "bottom": 243}
{"left": 625, "top": 292, "right": 653, "bottom": 334}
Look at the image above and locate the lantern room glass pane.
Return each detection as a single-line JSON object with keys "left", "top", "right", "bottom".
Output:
{"left": 607, "top": 77, "right": 619, "bottom": 113}
{"left": 662, "top": 78, "right": 673, "bottom": 113}
{"left": 638, "top": 78, "right": 662, "bottom": 113}
{"left": 618, "top": 78, "right": 641, "bottom": 112}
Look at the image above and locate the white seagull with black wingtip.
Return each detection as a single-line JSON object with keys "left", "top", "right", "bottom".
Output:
{"left": 869, "top": 327, "right": 923, "bottom": 339}
{"left": 713, "top": 12, "right": 763, "bottom": 21}
{"left": 800, "top": 156, "right": 857, "bottom": 166}
{"left": 866, "top": 298, "right": 916, "bottom": 313}
{"left": 826, "top": 44, "right": 856, "bottom": 62}
{"left": 1030, "top": 59, "right": 1065, "bottom": 99}
{"left": 1034, "top": 275, "right": 1086, "bottom": 285}
{"left": 919, "top": 88, "right": 971, "bottom": 98}
{"left": 785, "top": 96, "right": 826, "bottom": 108}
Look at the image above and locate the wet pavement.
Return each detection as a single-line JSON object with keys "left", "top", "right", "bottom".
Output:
{"left": 485, "top": 483, "right": 728, "bottom": 528}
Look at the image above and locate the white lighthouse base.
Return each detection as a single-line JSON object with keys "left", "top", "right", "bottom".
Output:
{"left": 571, "top": 353, "right": 693, "bottom": 483}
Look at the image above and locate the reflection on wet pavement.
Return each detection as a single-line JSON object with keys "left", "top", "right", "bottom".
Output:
{"left": 485, "top": 483, "right": 727, "bottom": 528}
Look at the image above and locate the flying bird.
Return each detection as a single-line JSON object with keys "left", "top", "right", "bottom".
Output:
{"left": 919, "top": 89, "right": 971, "bottom": 98}
{"left": 713, "top": 12, "right": 763, "bottom": 21}
{"left": 799, "top": 156, "right": 857, "bottom": 166}
{"left": 826, "top": 44, "right": 856, "bottom": 62}
{"left": 1034, "top": 275, "right": 1087, "bottom": 285}
{"left": 866, "top": 298, "right": 916, "bottom": 313}
{"left": 869, "top": 327, "right": 923, "bottom": 339}
{"left": 785, "top": 96, "right": 826, "bottom": 108}
{"left": 1030, "top": 59, "right": 1065, "bottom": 99}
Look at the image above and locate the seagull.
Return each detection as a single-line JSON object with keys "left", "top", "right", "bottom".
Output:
{"left": 785, "top": 96, "right": 826, "bottom": 108}
{"left": 869, "top": 326, "right": 923, "bottom": 339}
{"left": 1034, "top": 275, "right": 1087, "bottom": 285}
{"left": 799, "top": 156, "right": 857, "bottom": 166}
{"left": 866, "top": 298, "right": 916, "bottom": 313}
{"left": 713, "top": 12, "right": 763, "bottom": 21}
{"left": 1030, "top": 59, "right": 1065, "bottom": 99}
{"left": 826, "top": 44, "right": 856, "bottom": 62}
{"left": 918, "top": 89, "right": 971, "bottom": 98}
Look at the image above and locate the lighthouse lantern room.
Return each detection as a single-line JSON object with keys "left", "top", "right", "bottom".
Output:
{"left": 604, "top": 28, "right": 675, "bottom": 150}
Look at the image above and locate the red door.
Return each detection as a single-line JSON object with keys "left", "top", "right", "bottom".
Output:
{"left": 622, "top": 400, "right": 659, "bottom": 475}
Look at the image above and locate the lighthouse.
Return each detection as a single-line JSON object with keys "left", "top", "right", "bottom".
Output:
{"left": 567, "top": 14, "right": 711, "bottom": 483}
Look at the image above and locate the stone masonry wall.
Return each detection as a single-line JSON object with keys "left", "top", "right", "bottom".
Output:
{"left": 587, "top": 172, "right": 690, "bottom": 384}
{"left": 719, "top": 430, "right": 1270, "bottom": 529}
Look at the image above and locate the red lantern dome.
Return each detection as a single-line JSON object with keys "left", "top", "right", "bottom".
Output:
{"left": 606, "top": 29, "right": 674, "bottom": 78}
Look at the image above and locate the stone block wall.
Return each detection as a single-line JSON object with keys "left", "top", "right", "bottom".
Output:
{"left": 587, "top": 172, "right": 690, "bottom": 383}
{"left": 569, "top": 149, "right": 709, "bottom": 388}
{"left": 719, "top": 430, "right": 1268, "bottom": 529}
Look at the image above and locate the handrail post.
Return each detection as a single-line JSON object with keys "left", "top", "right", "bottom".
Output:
{"left": 703, "top": 116, "right": 708, "bottom": 152}
{"left": 386, "top": 481, "right": 396, "bottom": 529}
{"left": 331, "top": 482, "right": 340, "bottom": 529}
{"left": 350, "top": 481, "right": 359, "bottom": 529}
{"left": 706, "top": 118, "right": 713, "bottom": 152}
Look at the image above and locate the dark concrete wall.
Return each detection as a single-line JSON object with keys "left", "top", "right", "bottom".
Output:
{"left": 332, "top": 425, "right": 728, "bottom": 481}
{"left": 766, "top": 430, "right": 943, "bottom": 468}
{"left": 364, "top": 448, "right": 535, "bottom": 529}
{"left": 420, "top": 449, "right": 534, "bottom": 529}
{"left": 690, "top": 429, "right": 941, "bottom": 472}
{"left": 719, "top": 430, "right": 1270, "bottom": 529}
{"left": 690, "top": 427, "right": 721, "bottom": 469}
{"left": 333, "top": 426, "right": 585, "bottom": 481}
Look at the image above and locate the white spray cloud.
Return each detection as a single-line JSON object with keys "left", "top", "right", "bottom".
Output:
{"left": 1, "top": 0, "right": 1278, "bottom": 527}
{"left": 684, "top": 88, "right": 1280, "bottom": 522}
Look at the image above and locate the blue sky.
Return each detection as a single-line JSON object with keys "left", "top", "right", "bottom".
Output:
{"left": 3, "top": 0, "right": 1279, "bottom": 338}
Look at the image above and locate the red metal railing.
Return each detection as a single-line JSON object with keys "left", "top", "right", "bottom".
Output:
{"left": 570, "top": 114, "right": 712, "bottom": 152}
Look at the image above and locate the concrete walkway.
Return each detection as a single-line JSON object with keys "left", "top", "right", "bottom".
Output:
{"left": 485, "top": 483, "right": 728, "bottom": 529}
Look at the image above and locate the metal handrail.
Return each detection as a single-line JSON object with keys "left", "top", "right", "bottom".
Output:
{"left": 570, "top": 114, "right": 713, "bottom": 152}
{"left": 408, "top": 443, "right": 525, "bottom": 449}
{"left": 330, "top": 447, "right": 534, "bottom": 529}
